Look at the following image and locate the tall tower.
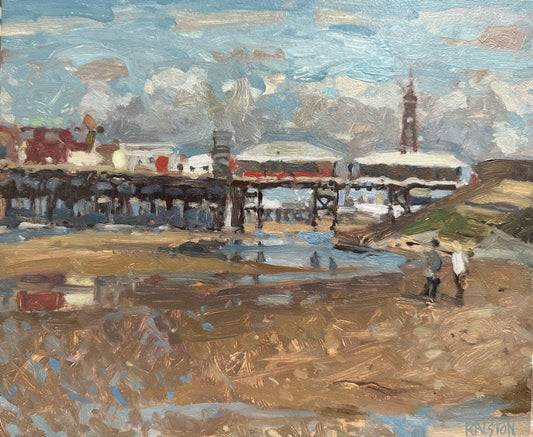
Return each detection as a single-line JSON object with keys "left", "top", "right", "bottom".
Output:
{"left": 400, "top": 70, "right": 418, "bottom": 153}
{"left": 211, "top": 130, "right": 233, "bottom": 179}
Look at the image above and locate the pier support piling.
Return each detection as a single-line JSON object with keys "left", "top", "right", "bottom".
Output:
{"left": 310, "top": 183, "right": 339, "bottom": 230}
{"left": 230, "top": 186, "right": 246, "bottom": 233}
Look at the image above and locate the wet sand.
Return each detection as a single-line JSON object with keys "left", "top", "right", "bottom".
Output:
{"left": 0, "top": 226, "right": 531, "bottom": 436}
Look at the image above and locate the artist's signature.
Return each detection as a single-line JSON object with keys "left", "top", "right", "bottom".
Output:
{"left": 465, "top": 419, "right": 516, "bottom": 436}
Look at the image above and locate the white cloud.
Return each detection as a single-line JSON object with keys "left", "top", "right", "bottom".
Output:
{"left": 263, "top": 73, "right": 286, "bottom": 96}
{"left": 3, "top": 16, "right": 104, "bottom": 36}
{"left": 0, "top": 90, "right": 14, "bottom": 124}
{"left": 493, "top": 121, "right": 525, "bottom": 154}
{"left": 466, "top": 71, "right": 533, "bottom": 115}
{"left": 223, "top": 79, "right": 262, "bottom": 101}
{"left": 3, "top": 5, "right": 164, "bottom": 37}
{"left": 147, "top": 68, "right": 207, "bottom": 95}
{"left": 490, "top": 79, "right": 533, "bottom": 115}
{"left": 439, "top": 90, "right": 468, "bottom": 112}
{"left": 79, "top": 83, "right": 133, "bottom": 121}
{"left": 313, "top": 8, "right": 360, "bottom": 25}
{"left": 355, "top": 81, "right": 402, "bottom": 111}
{"left": 111, "top": 6, "right": 152, "bottom": 23}
{"left": 171, "top": 10, "right": 288, "bottom": 32}
{"left": 299, "top": 75, "right": 402, "bottom": 111}
{"left": 143, "top": 79, "right": 154, "bottom": 95}
{"left": 334, "top": 75, "right": 370, "bottom": 96}
{"left": 417, "top": 8, "right": 524, "bottom": 34}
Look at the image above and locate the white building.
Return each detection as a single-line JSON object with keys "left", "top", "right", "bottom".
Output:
{"left": 117, "top": 143, "right": 178, "bottom": 172}
{"left": 183, "top": 153, "right": 213, "bottom": 175}
{"left": 353, "top": 150, "right": 470, "bottom": 183}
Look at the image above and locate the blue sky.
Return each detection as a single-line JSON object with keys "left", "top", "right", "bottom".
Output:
{"left": 1, "top": 0, "right": 532, "bottom": 159}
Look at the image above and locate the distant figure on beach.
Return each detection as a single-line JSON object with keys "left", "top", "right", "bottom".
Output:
{"left": 310, "top": 251, "right": 320, "bottom": 268}
{"left": 256, "top": 242, "right": 266, "bottom": 263}
{"left": 451, "top": 240, "right": 468, "bottom": 304}
{"left": 329, "top": 257, "right": 337, "bottom": 271}
{"left": 230, "top": 251, "right": 242, "bottom": 262}
{"left": 420, "top": 238, "right": 442, "bottom": 301}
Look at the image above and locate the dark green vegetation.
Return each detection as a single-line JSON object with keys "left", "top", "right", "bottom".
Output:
{"left": 501, "top": 207, "right": 533, "bottom": 244}
{"left": 400, "top": 178, "right": 533, "bottom": 245}
{"left": 402, "top": 209, "right": 465, "bottom": 236}
{"left": 402, "top": 205, "right": 533, "bottom": 245}
{"left": 402, "top": 208, "right": 491, "bottom": 243}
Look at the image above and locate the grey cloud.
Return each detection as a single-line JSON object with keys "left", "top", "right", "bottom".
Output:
{"left": 293, "top": 93, "right": 400, "bottom": 157}
{"left": 101, "top": 72, "right": 270, "bottom": 153}
{"left": 417, "top": 81, "right": 512, "bottom": 160}
{"left": 96, "top": 64, "right": 530, "bottom": 162}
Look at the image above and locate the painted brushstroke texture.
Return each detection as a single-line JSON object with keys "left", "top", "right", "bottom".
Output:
{"left": 0, "top": 1, "right": 531, "bottom": 159}
{"left": 0, "top": 1, "right": 531, "bottom": 436}
{"left": 0, "top": 172, "right": 530, "bottom": 434}
{"left": 2, "top": 16, "right": 106, "bottom": 36}
{"left": 71, "top": 58, "right": 129, "bottom": 83}
{"left": 171, "top": 10, "right": 289, "bottom": 32}
{"left": 478, "top": 25, "right": 527, "bottom": 50}
{"left": 0, "top": 254, "right": 530, "bottom": 434}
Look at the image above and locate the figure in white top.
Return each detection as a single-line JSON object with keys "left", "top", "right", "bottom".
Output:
{"left": 451, "top": 240, "right": 469, "bottom": 304}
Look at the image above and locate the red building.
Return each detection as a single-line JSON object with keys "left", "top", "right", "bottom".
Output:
{"left": 22, "top": 127, "right": 89, "bottom": 164}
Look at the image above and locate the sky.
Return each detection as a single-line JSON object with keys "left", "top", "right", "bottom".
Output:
{"left": 0, "top": 0, "right": 532, "bottom": 160}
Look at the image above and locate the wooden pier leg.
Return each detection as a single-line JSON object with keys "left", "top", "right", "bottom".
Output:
{"left": 330, "top": 187, "right": 339, "bottom": 231}
{"left": 4, "top": 197, "right": 11, "bottom": 215}
{"left": 3, "top": 196, "right": 10, "bottom": 212}
{"left": 65, "top": 192, "right": 74, "bottom": 214}
{"left": 402, "top": 187, "right": 412, "bottom": 215}
{"left": 310, "top": 186, "right": 318, "bottom": 228}
{"left": 238, "top": 188, "right": 246, "bottom": 232}
{"left": 230, "top": 187, "right": 239, "bottom": 230}
{"left": 230, "top": 187, "right": 245, "bottom": 233}
{"left": 257, "top": 190, "right": 264, "bottom": 229}
{"left": 344, "top": 183, "right": 351, "bottom": 206}
{"left": 214, "top": 189, "right": 227, "bottom": 231}
{"left": 121, "top": 193, "right": 129, "bottom": 215}
{"left": 165, "top": 192, "right": 173, "bottom": 212}
{"left": 46, "top": 194, "right": 57, "bottom": 223}
{"left": 387, "top": 186, "right": 395, "bottom": 222}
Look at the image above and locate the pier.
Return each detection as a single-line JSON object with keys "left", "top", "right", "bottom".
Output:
{"left": 0, "top": 165, "right": 462, "bottom": 232}
{"left": 0, "top": 168, "right": 229, "bottom": 230}
{"left": 0, "top": 81, "right": 469, "bottom": 232}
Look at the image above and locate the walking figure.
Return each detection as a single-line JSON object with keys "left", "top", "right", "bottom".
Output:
{"left": 329, "top": 257, "right": 337, "bottom": 271}
{"left": 420, "top": 238, "right": 442, "bottom": 302}
{"left": 451, "top": 240, "right": 468, "bottom": 305}
{"left": 310, "top": 251, "right": 320, "bottom": 268}
{"left": 256, "top": 241, "right": 266, "bottom": 263}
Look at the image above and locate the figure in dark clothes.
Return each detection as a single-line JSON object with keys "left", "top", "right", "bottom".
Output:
{"left": 310, "top": 251, "right": 320, "bottom": 268}
{"left": 329, "top": 257, "right": 337, "bottom": 271}
{"left": 420, "top": 238, "right": 442, "bottom": 302}
{"left": 256, "top": 242, "right": 266, "bottom": 263}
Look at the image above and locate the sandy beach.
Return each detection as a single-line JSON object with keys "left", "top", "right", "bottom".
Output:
{"left": 0, "top": 224, "right": 530, "bottom": 436}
